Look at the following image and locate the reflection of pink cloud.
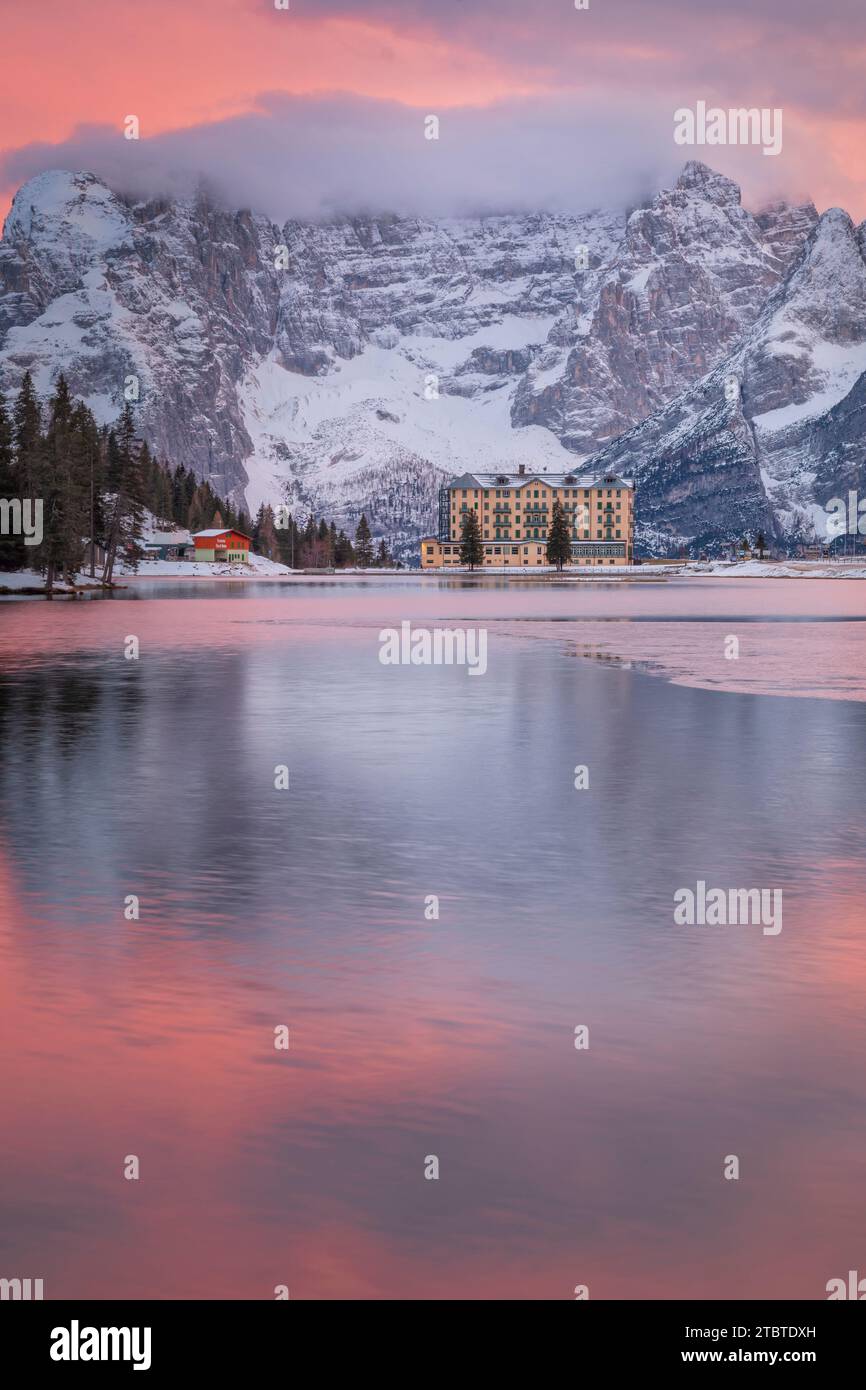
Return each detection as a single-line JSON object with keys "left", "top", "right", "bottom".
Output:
{"left": 3, "top": 815, "right": 866, "bottom": 1299}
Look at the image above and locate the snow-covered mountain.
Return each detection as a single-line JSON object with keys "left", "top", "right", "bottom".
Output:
{"left": 511, "top": 163, "right": 817, "bottom": 452}
{"left": 588, "top": 206, "right": 866, "bottom": 552}
{"left": 1, "top": 162, "right": 861, "bottom": 555}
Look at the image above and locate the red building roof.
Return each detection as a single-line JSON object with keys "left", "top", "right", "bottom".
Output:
{"left": 193, "top": 528, "right": 251, "bottom": 545}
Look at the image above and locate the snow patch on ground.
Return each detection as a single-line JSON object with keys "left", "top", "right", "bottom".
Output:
{"left": 118, "top": 552, "right": 292, "bottom": 578}
{"left": 691, "top": 559, "right": 866, "bottom": 578}
{"left": 753, "top": 341, "right": 866, "bottom": 433}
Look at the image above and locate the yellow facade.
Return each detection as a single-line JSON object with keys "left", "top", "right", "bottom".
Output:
{"left": 420, "top": 467, "right": 635, "bottom": 569}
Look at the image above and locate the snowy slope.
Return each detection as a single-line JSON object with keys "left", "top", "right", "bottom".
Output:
{"left": 239, "top": 324, "right": 587, "bottom": 543}
{"left": 586, "top": 207, "right": 866, "bottom": 551}
{"left": 2, "top": 163, "right": 856, "bottom": 556}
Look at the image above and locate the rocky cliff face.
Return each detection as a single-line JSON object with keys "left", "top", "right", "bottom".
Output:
{"left": 511, "top": 163, "right": 817, "bottom": 453}
{"left": 1, "top": 162, "right": 859, "bottom": 555}
{"left": 587, "top": 207, "right": 866, "bottom": 553}
{"left": 0, "top": 171, "right": 281, "bottom": 500}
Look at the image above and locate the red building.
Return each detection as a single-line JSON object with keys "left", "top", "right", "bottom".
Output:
{"left": 192, "top": 529, "right": 252, "bottom": 563}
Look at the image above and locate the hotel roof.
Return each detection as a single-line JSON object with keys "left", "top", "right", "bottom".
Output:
{"left": 447, "top": 470, "right": 634, "bottom": 490}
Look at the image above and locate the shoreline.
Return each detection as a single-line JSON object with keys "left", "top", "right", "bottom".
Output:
{"left": 3, "top": 558, "right": 866, "bottom": 597}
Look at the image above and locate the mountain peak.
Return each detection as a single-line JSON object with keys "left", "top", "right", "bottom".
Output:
{"left": 813, "top": 205, "right": 855, "bottom": 236}
{"left": 674, "top": 160, "right": 741, "bottom": 205}
{"left": 4, "top": 169, "right": 127, "bottom": 246}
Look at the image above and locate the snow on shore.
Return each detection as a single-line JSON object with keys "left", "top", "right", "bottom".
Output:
{"left": 4, "top": 557, "right": 866, "bottom": 594}
{"left": 117, "top": 552, "right": 292, "bottom": 579}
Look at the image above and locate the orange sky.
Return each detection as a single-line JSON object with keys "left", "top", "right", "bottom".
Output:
{"left": 2, "top": 0, "right": 865, "bottom": 222}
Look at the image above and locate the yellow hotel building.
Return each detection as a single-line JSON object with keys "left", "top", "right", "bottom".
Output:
{"left": 420, "top": 465, "right": 635, "bottom": 568}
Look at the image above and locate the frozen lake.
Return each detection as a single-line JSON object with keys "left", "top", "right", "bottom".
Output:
{"left": 1, "top": 576, "right": 864, "bottom": 1298}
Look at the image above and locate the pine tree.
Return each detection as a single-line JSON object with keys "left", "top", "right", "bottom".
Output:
{"left": 171, "top": 465, "right": 188, "bottom": 524}
{"left": 376, "top": 538, "right": 391, "bottom": 567}
{"left": 459, "top": 508, "right": 483, "bottom": 570}
{"left": 299, "top": 514, "right": 316, "bottom": 567}
{"left": 101, "top": 403, "right": 146, "bottom": 585}
{"left": 72, "top": 401, "right": 103, "bottom": 578}
{"left": 275, "top": 509, "right": 295, "bottom": 567}
{"left": 187, "top": 483, "right": 211, "bottom": 536}
{"left": 317, "top": 516, "right": 331, "bottom": 567}
{"left": 0, "top": 390, "right": 26, "bottom": 571}
{"left": 334, "top": 528, "right": 353, "bottom": 567}
{"left": 354, "top": 513, "right": 374, "bottom": 568}
{"left": 105, "top": 429, "right": 123, "bottom": 493}
{"left": 153, "top": 463, "right": 173, "bottom": 527}
{"left": 34, "top": 375, "right": 91, "bottom": 593}
{"left": 12, "top": 371, "right": 41, "bottom": 500}
{"left": 546, "top": 499, "right": 571, "bottom": 571}
{"left": 257, "top": 504, "right": 278, "bottom": 560}
{"left": 184, "top": 470, "right": 197, "bottom": 517}
{"left": 12, "top": 373, "right": 43, "bottom": 575}
{"left": 252, "top": 502, "right": 264, "bottom": 553}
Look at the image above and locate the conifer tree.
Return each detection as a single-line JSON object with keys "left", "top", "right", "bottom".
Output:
{"left": 257, "top": 504, "right": 278, "bottom": 560}
{"left": 354, "top": 513, "right": 374, "bottom": 568}
{"left": 36, "top": 375, "right": 90, "bottom": 594}
{"left": 546, "top": 499, "right": 572, "bottom": 571}
{"left": 105, "top": 428, "right": 123, "bottom": 493}
{"left": 171, "top": 464, "right": 188, "bottom": 524}
{"left": 72, "top": 401, "right": 103, "bottom": 578}
{"left": 275, "top": 509, "right": 295, "bottom": 567}
{"left": 0, "top": 390, "right": 26, "bottom": 571}
{"left": 12, "top": 371, "right": 41, "bottom": 500}
{"left": 152, "top": 462, "right": 173, "bottom": 526}
{"left": 184, "top": 470, "right": 197, "bottom": 517}
{"left": 316, "top": 516, "right": 331, "bottom": 567}
{"left": 299, "top": 514, "right": 316, "bottom": 567}
{"left": 187, "top": 483, "right": 211, "bottom": 535}
{"left": 334, "top": 529, "right": 354, "bottom": 567}
{"left": 459, "top": 508, "right": 483, "bottom": 570}
{"left": 101, "top": 403, "right": 146, "bottom": 585}
{"left": 12, "top": 372, "right": 43, "bottom": 576}
{"left": 252, "top": 502, "right": 264, "bottom": 552}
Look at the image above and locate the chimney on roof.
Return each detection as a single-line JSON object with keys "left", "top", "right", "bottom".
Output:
{"left": 518, "top": 464, "right": 525, "bottom": 475}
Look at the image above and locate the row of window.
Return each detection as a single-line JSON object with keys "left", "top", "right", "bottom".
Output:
{"left": 492, "top": 531, "right": 623, "bottom": 539}
{"left": 460, "top": 488, "right": 625, "bottom": 499}
{"left": 453, "top": 505, "right": 622, "bottom": 517}
{"left": 426, "top": 543, "right": 627, "bottom": 557}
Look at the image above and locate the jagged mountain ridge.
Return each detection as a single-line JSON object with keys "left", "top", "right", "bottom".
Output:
{"left": 587, "top": 206, "right": 866, "bottom": 552}
{"left": 1, "top": 162, "right": 858, "bottom": 555}
{"left": 511, "top": 163, "right": 817, "bottom": 455}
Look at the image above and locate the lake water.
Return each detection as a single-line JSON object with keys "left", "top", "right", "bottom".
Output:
{"left": 1, "top": 576, "right": 864, "bottom": 1299}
